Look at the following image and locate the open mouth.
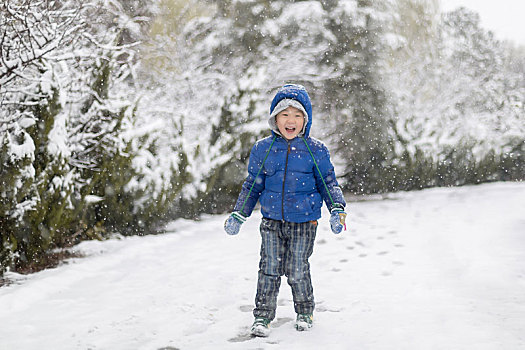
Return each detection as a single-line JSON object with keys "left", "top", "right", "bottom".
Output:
{"left": 285, "top": 126, "right": 296, "bottom": 132}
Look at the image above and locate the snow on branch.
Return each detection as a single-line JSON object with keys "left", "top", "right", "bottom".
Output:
{"left": 0, "top": 0, "right": 84, "bottom": 88}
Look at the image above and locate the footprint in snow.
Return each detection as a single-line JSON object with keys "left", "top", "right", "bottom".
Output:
{"left": 228, "top": 328, "right": 254, "bottom": 343}
{"left": 316, "top": 305, "right": 342, "bottom": 313}
{"left": 272, "top": 317, "right": 294, "bottom": 328}
{"left": 239, "top": 305, "right": 252, "bottom": 312}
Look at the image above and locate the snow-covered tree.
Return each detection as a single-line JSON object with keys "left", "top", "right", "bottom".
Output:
{"left": 1, "top": 0, "right": 87, "bottom": 271}
{"left": 385, "top": 3, "right": 524, "bottom": 190}
{"left": 382, "top": 0, "right": 444, "bottom": 189}
{"left": 317, "top": 0, "right": 396, "bottom": 193}
{"left": 0, "top": 0, "right": 147, "bottom": 273}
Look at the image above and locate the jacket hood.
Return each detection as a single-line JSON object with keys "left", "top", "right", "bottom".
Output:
{"left": 269, "top": 84, "right": 313, "bottom": 138}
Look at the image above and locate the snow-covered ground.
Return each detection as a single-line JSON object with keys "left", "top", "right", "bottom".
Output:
{"left": 1, "top": 182, "right": 524, "bottom": 350}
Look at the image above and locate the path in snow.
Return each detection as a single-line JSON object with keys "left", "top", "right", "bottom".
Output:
{"left": 1, "top": 182, "right": 524, "bottom": 350}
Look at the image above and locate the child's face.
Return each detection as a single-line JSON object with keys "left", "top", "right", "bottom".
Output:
{"left": 276, "top": 106, "right": 305, "bottom": 140}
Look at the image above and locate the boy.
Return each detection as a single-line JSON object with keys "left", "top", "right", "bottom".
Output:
{"left": 224, "top": 84, "right": 347, "bottom": 337}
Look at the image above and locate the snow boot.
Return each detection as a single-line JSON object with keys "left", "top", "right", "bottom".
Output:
{"left": 250, "top": 317, "right": 271, "bottom": 337}
{"left": 295, "top": 313, "right": 313, "bottom": 331}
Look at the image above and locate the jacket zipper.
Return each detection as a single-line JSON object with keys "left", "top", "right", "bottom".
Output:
{"left": 281, "top": 141, "right": 291, "bottom": 222}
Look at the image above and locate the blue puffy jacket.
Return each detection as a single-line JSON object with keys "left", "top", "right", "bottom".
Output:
{"left": 233, "top": 84, "right": 346, "bottom": 223}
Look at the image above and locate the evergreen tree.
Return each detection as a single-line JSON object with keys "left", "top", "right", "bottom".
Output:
{"left": 0, "top": 0, "right": 87, "bottom": 273}
{"left": 0, "top": 0, "right": 149, "bottom": 274}
{"left": 320, "top": 0, "right": 394, "bottom": 193}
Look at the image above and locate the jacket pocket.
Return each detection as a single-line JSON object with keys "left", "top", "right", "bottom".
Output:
{"left": 286, "top": 194, "right": 314, "bottom": 215}
{"left": 309, "top": 192, "right": 323, "bottom": 212}
{"left": 260, "top": 217, "right": 278, "bottom": 231}
{"left": 260, "top": 192, "right": 280, "bottom": 215}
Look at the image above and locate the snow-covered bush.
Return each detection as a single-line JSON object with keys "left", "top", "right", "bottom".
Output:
{"left": 0, "top": 0, "right": 165, "bottom": 274}
{"left": 1, "top": 0, "right": 88, "bottom": 272}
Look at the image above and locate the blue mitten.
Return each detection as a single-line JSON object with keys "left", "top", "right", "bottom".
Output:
{"left": 329, "top": 205, "right": 347, "bottom": 234}
{"left": 224, "top": 212, "right": 247, "bottom": 235}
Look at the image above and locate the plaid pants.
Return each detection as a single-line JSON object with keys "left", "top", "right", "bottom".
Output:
{"left": 253, "top": 218, "right": 317, "bottom": 320}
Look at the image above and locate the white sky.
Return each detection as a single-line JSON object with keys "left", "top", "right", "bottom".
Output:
{"left": 440, "top": 0, "right": 525, "bottom": 46}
